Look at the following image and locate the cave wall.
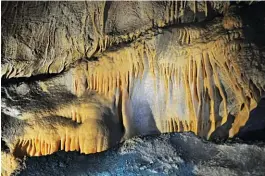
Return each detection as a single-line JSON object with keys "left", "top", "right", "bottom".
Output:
{"left": 1, "top": 1, "right": 265, "bottom": 175}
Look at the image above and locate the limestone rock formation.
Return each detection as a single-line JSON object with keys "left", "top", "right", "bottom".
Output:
{"left": 2, "top": 1, "right": 229, "bottom": 78}
{"left": 19, "top": 132, "right": 265, "bottom": 176}
{"left": 1, "top": 1, "right": 265, "bottom": 175}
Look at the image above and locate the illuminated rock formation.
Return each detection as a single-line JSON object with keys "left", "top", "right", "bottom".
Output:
{"left": 1, "top": 152, "right": 22, "bottom": 176}
{"left": 1, "top": 1, "right": 265, "bottom": 175}
{"left": 2, "top": 1, "right": 229, "bottom": 78}
{"left": 19, "top": 132, "right": 265, "bottom": 176}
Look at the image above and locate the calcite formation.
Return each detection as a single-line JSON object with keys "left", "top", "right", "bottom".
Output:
{"left": 1, "top": 1, "right": 265, "bottom": 175}
{"left": 2, "top": 1, "right": 229, "bottom": 78}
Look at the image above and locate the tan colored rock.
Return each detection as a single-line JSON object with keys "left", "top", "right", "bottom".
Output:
{"left": 1, "top": 1, "right": 265, "bottom": 175}
{"left": 1, "top": 1, "right": 228, "bottom": 79}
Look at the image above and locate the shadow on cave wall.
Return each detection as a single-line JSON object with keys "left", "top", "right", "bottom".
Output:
{"left": 234, "top": 2, "right": 265, "bottom": 142}
{"left": 209, "top": 98, "right": 265, "bottom": 142}
{"left": 239, "top": 2, "right": 265, "bottom": 48}
{"left": 235, "top": 98, "right": 265, "bottom": 141}
{"left": 209, "top": 114, "right": 235, "bottom": 142}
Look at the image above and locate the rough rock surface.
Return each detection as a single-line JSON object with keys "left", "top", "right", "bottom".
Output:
{"left": 1, "top": 1, "right": 265, "bottom": 175}
{"left": 2, "top": 1, "right": 228, "bottom": 78}
{"left": 19, "top": 132, "right": 265, "bottom": 176}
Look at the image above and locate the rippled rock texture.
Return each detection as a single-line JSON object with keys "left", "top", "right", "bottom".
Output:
{"left": 19, "top": 133, "right": 265, "bottom": 176}
{"left": 1, "top": 1, "right": 265, "bottom": 175}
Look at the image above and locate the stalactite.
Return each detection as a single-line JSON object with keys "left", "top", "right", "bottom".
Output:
{"left": 174, "top": 0, "right": 178, "bottom": 22}
{"left": 205, "top": 1, "right": 208, "bottom": 17}
{"left": 9, "top": 20, "right": 261, "bottom": 162}
{"left": 185, "top": 57, "right": 197, "bottom": 133}
{"left": 209, "top": 52, "right": 228, "bottom": 124}
{"left": 193, "top": 1, "right": 197, "bottom": 21}
{"left": 13, "top": 122, "right": 109, "bottom": 156}
{"left": 165, "top": 2, "right": 170, "bottom": 24}
{"left": 169, "top": 0, "right": 174, "bottom": 24}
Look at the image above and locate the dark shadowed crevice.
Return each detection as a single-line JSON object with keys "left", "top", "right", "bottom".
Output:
{"left": 240, "top": 2, "right": 265, "bottom": 48}
{"left": 1, "top": 72, "right": 62, "bottom": 86}
{"left": 235, "top": 98, "right": 265, "bottom": 142}
{"left": 209, "top": 114, "right": 235, "bottom": 142}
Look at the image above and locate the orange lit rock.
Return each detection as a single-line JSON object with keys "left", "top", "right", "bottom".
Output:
{"left": 1, "top": 1, "right": 265, "bottom": 175}
{"left": 1, "top": 152, "right": 22, "bottom": 176}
